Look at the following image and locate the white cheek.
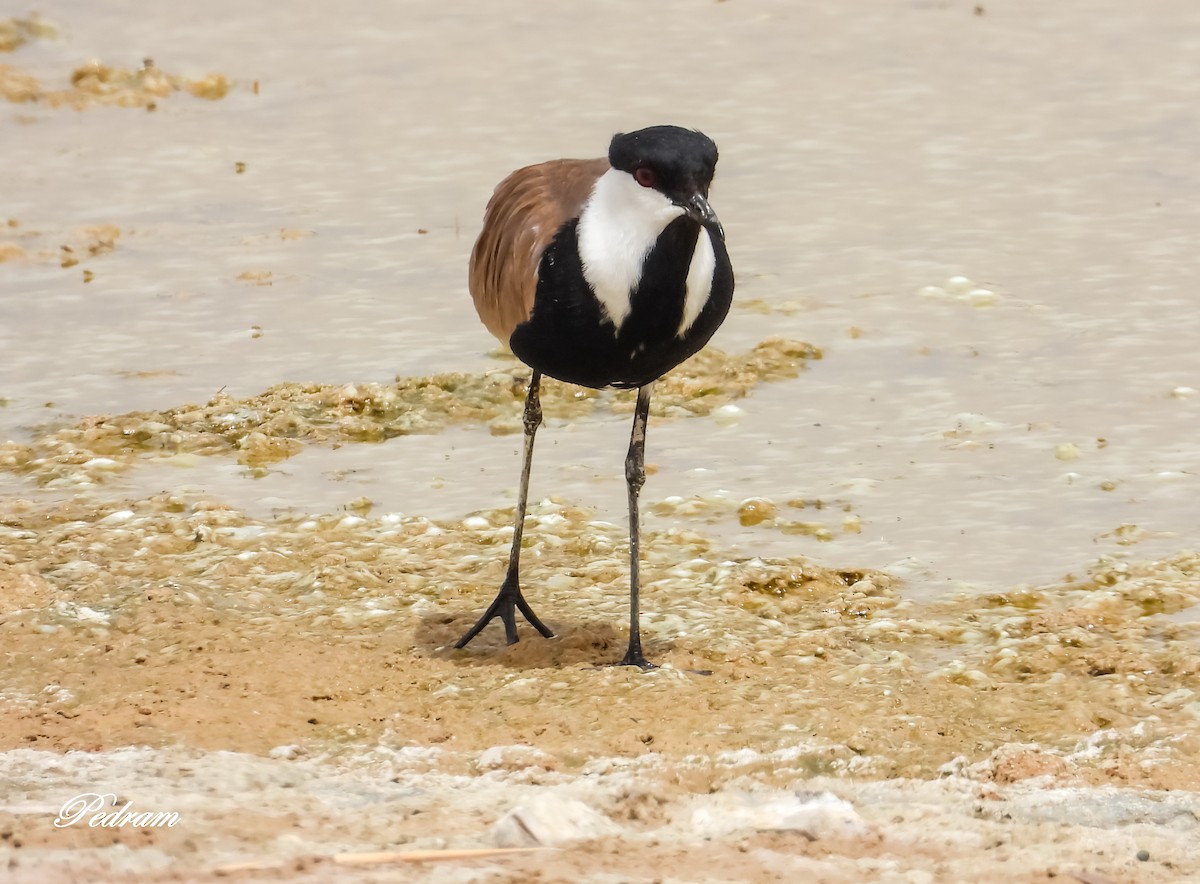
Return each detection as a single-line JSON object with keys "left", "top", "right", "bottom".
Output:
{"left": 577, "top": 169, "right": 683, "bottom": 329}
{"left": 679, "top": 227, "right": 716, "bottom": 336}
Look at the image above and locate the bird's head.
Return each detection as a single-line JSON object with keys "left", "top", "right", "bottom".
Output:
{"left": 607, "top": 126, "right": 723, "bottom": 236}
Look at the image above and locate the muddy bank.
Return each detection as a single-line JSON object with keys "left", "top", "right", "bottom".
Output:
{"left": 2, "top": 478, "right": 1199, "bottom": 774}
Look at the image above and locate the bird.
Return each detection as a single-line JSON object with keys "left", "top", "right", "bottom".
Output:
{"left": 455, "top": 125, "right": 734, "bottom": 669}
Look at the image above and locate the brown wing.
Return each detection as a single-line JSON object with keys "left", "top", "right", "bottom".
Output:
{"left": 469, "top": 156, "right": 610, "bottom": 343}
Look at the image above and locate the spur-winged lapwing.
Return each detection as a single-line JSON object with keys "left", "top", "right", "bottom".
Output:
{"left": 456, "top": 125, "right": 734, "bottom": 668}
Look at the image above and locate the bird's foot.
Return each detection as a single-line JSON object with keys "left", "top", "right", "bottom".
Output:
{"left": 455, "top": 581, "right": 553, "bottom": 648}
{"left": 609, "top": 640, "right": 657, "bottom": 671}
{"left": 605, "top": 641, "right": 716, "bottom": 675}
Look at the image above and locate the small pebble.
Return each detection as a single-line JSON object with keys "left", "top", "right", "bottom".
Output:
{"left": 1054, "top": 443, "right": 1081, "bottom": 461}
{"left": 268, "top": 744, "right": 306, "bottom": 760}
{"left": 737, "top": 498, "right": 777, "bottom": 527}
{"left": 493, "top": 795, "right": 619, "bottom": 847}
{"left": 712, "top": 404, "right": 743, "bottom": 426}
{"left": 945, "top": 275, "right": 974, "bottom": 294}
{"left": 963, "top": 287, "right": 998, "bottom": 306}
{"left": 83, "top": 457, "right": 121, "bottom": 471}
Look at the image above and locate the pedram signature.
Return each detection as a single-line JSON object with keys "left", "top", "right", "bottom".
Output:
{"left": 55, "top": 793, "right": 181, "bottom": 829}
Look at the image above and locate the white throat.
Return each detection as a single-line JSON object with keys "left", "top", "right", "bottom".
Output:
{"left": 576, "top": 168, "right": 684, "bottom": 329}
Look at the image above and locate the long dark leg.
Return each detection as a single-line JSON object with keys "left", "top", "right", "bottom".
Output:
{"left": 615, "top": 383, "right": 656, "bottom": 669}
{"left": 455, "top": 372, "right": 554, "bottom": 648}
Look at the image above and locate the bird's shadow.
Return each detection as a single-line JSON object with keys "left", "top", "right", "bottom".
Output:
{"left": 414, "top": 611, "right": 676, "bottom": 671}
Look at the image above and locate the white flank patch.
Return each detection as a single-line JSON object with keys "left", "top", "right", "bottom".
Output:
{"left": 577, "top": 168, "right": 683, "bottom": 329}
{"left": 679, "top": 227, "right": 716, "bottom": 336}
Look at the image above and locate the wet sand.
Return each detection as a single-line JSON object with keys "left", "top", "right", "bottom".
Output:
{"left": 3, "top": 2, "right": 1200, "bottom": 881}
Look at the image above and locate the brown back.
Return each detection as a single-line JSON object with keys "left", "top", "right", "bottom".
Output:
{"left": 469, "top": 157, "right": 610, "bottom": 343}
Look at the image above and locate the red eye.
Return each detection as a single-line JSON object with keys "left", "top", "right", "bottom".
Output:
{"left": 634, "top": 167, "right": 657, "bottom": 188}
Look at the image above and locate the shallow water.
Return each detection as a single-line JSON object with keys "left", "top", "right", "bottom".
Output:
{"left": 3, "top": 0, "right": 1199, "bottom": 594}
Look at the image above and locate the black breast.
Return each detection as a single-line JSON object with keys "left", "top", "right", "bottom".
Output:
{"left": 509, "top": 217, "right": 734, "bottom": 389}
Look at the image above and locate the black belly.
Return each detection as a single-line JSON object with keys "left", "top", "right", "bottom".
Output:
{"left": 509, "top": 216, "right": 734, "bottom": 389}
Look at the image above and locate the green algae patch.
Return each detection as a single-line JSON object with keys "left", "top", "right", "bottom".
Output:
{"left": 0, "top": 337, "right": 820, "bottom": 487}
